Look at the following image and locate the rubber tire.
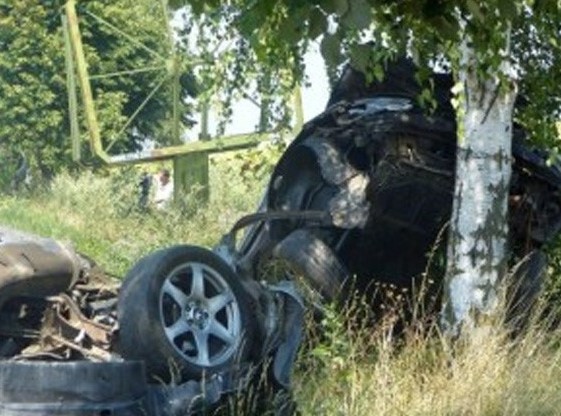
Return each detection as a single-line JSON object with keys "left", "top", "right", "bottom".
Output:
{"left": 0, "top": 361, "right": 147, "bottom": 416}
{"left": 272, "top": 229, "right": 349, "bottom": 302}
{"left": 117, "top": 245, "right": 256, "bottom": 383}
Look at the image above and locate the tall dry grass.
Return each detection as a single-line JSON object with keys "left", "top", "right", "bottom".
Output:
{"left": 294, "top": 295, "right": 561, "bottom": 416}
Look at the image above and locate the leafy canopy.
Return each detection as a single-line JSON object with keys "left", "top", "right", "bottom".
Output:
{"left": 0, "top": 0, "right": 194, "bottom": 179}
{"left": 175, "top": 0, "right": 561, "bottom": 149}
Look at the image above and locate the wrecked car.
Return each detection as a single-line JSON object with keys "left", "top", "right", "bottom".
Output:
{"left": 1, "top": 57, "right": 561, "bottom": 415}
{"left": 217, "top": 57, "right": 561, "bottom": 317}
{"left": 0, "top": 228, "right": 303, "bottom": 415}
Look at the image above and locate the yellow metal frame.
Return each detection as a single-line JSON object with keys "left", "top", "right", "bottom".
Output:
{"left": 63, "top": 0, "right": 304, "bottom": 200}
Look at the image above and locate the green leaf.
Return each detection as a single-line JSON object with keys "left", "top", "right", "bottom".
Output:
{"left": 532, "top": 0, "right": 559, "bottom": 14}
{"left": 497, "top": 0, "right": 518, "bottom": 20}
{"left": 320, "top": 33, "right": 344, "bottom": 66}
{"left": 466, "top": 0, "right": 485, "bottom": 22}
{"left": 278, "top": 17, "right": 303, "bottom": 44}
{"left": 432, "top": 16, "right": 459, "bottom": 41}
{"left": 373, "top": 63, "right": 384, "bottom": 82}
{"left": 308, "top": 7, "right": 328, "bottom": 40}
{"left": 321, "top": 0, "right": 349, "bottom": 16}
{"left": 168, "top": 0, "right": 186, "bottom": 11}
{"left": 342, "top": 0, "right": 371, "bottom": 30}
{"left": 349, "top": 43, "right": 371, "bottom": 73}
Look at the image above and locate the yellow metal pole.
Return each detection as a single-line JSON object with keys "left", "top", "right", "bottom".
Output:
{"left": 65, "top": 0, "right": 108, "bottom": 163}
{"left": 293, "top": 86, "right": 304, "bottom": 132}
{"left": 61, "top": 13, "right": 80, "bottom": 162}
{"left": 172, "top": 56, "right": 182, "bottom": 144}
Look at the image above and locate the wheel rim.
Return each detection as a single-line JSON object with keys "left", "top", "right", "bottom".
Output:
{"left": 158, "top": 261, "right": 242, "bottom": 368}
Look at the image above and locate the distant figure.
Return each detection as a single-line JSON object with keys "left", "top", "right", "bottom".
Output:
{"left": 153, "top": 169, "right": 174, "bottom": 211}
{"left": 11, "top": 152, "right": 30, "bottom": 192}
{"left": 138, "top": 171, "right": 152, "bottom": 211}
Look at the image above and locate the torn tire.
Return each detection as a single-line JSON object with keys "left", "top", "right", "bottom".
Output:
{"left": 272, "top": 229, "right": 349, "bottom": 301}
{"left": 0, "top": 361, "right": 148, "bottom": 415}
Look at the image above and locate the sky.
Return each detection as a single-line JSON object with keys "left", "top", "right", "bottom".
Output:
{"left": 170, "top": 9, "right": 330, "bottom": 140}
{"left": 188, "top": 44, "right": 330, "bottom": 139}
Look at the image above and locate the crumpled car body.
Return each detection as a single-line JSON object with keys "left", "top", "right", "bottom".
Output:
{"left": 221, "top": 59, "right": 561, "bottom": 311}
{"left": 0, "top": 227, "right": 303, "bottom": 415}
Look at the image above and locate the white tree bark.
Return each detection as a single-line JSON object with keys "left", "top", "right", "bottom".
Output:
{"left": 441, "top": 41, "right": 517, "bottom": 336}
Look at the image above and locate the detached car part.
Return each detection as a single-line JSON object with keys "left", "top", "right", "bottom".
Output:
{"left": 0, "top": 361, "right": 147, "bottom": 416}
{"left": 0, "top": 228, "right": 80, "bottom": 309}
{"left": 117, "top": 245, "right": 257, "bottom": 382}
{"left": 0, "top": 228, "right": 304, "bottom": 415}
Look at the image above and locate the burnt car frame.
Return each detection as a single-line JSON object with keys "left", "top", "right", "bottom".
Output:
{"left": 1, "top": 58, "right": 560, "bottom": 415}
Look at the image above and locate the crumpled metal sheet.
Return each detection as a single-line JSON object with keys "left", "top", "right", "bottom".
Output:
{"left": 303, "top": 138, "right": 371, "bottom": 229}
{"left": 328, "top": 173, "right": 370, "bottom": 229}
{"left": 37, "top": 294, "right": 114, "bottom": 361}
{"left": 268, "top": 280, "right": 305, "bottom": 388}
{"left": 303, "top": 139, "right": 358, "bottom": 185}
{"left": 0, "top": 227, "right": 119, "bottom": 362}
{"left": 0, "top": 227, "right": 82, "bottom": 309}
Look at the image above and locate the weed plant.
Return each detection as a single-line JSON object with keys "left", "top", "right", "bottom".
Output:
{"left": 293, "top": 288, "right": 561, "bottom": 416}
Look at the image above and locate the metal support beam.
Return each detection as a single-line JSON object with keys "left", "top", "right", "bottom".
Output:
{"left": 63, "top": 0, "right": 306, "bottom": 203}
{"left": 199, "top": 100, "right": 211, "bottom": 140}
{"left": 171, "top": 56, "right": 182, "bottom": 145}
{"left": 65, "top": 0, "right": 109, "bottom": 163}
{"left": 108, "top": 132, "right": 267, "bottom": 165}
{"left": 62, "top": 13, "right": 80, "bottom": 162}
{"left": 293, "top": 86, "right": 304, "bottom": 132}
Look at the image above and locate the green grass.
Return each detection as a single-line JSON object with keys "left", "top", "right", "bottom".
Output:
{"left": 3, "top": 151, "right": 561, "bottom": 415}
{"left": 0, "top": 154, "right": 267, "bottom": 276}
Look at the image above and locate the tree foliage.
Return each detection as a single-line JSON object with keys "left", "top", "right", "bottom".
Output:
{"left": 171, "top": 5, "right": 300, "bottom": 135}
{"left": 175, "top": 0, "right": 561, "bottom": 147}
{"left": 0, "top": 0, "right": 194, "bottom": 180}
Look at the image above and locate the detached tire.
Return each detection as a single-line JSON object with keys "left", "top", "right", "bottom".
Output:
{"left": 272, "top": 229, "right": 349, "bottom": 301}
{"left": 118, "top": 245, "right": 256, "bottom": 383}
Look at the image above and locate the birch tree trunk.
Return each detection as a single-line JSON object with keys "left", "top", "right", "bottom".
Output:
{"left": 441, "top": 41, "right": 517, "bottom": 336}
